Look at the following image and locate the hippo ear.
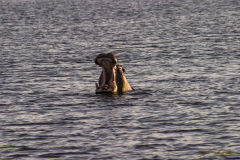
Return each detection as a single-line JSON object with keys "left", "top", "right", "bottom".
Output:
{"left": 122, "top": 68, "right": 125, "bottom": 73}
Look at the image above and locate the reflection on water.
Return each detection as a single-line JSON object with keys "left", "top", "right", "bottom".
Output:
{"left": 1, "top": 0, "right": 240, "bottom": 159}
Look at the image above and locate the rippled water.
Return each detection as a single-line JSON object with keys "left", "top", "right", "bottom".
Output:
{"left": 1, "top": 0, "right": 240, "bottom": 159}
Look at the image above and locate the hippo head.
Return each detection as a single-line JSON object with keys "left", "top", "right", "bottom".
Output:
{"left": 95, "top": 53, "right": 132, "bottom": 93}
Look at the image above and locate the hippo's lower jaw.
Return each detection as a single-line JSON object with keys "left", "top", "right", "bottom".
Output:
{"left": 95, "top": 67, "right": 118, "bottom": 93}
{"left": 95, "top": 53, "right": 132, "bottom": 93}
{"left": 95, "top": 54, "right": 117, "bottom": 93}
{"left": 95, "top": 82, "right": 117, "bottom": 93}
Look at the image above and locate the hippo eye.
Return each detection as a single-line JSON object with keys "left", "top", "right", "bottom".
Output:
{"left": 122, "top": 68, "right": 125, "bottom": 73}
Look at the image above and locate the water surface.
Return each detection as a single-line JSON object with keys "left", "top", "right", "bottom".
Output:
{"left": 1, "top": 0, "right": 240, "bottom": 159}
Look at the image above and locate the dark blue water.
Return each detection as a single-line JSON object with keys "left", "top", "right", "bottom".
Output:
{"left": 1, "top": 0, "right": 240, "bottom": 159}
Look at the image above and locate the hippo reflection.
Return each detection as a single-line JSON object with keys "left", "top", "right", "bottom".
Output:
{"left": 95, "top": 53, "right": 133, "bottom": 93}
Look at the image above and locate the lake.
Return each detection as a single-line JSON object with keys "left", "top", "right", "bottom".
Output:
{"left": 1, "top": 0, "right": 240, "bottom": 159}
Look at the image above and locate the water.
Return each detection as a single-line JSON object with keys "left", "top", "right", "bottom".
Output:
{"left": 1, "top": 0, "right": 240, "bottom": 159}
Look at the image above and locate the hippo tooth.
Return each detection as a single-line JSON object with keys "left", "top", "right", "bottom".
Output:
{"left": 95, "top": 82, "right": 99, "bottom": 89}
{"left": 101, "top": 85, "right": 108, "bottom": 90}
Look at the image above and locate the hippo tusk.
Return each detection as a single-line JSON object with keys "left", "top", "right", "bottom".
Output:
{"left": 95, "top": 82, "right": 99, "bottom": 89}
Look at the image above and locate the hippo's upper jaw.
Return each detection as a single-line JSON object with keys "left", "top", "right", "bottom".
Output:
{"left": 95, "top": 53, "right": 132, "bottom": 93}
{"left": 95, "top": 53, "right": 118, "bottom": 93}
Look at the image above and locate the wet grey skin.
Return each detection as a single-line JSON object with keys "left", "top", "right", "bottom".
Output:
{"left": 95, "top": 53, "right": 133, "bottom": 93}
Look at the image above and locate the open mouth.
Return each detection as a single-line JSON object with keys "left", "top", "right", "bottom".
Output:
{"left": 95, "top": 54, "right": 117, "bottom": 93}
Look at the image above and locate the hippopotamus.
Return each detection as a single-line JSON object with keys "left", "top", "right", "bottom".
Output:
{"left": 95, "top": 53, "right": 133, "bottom": 93}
